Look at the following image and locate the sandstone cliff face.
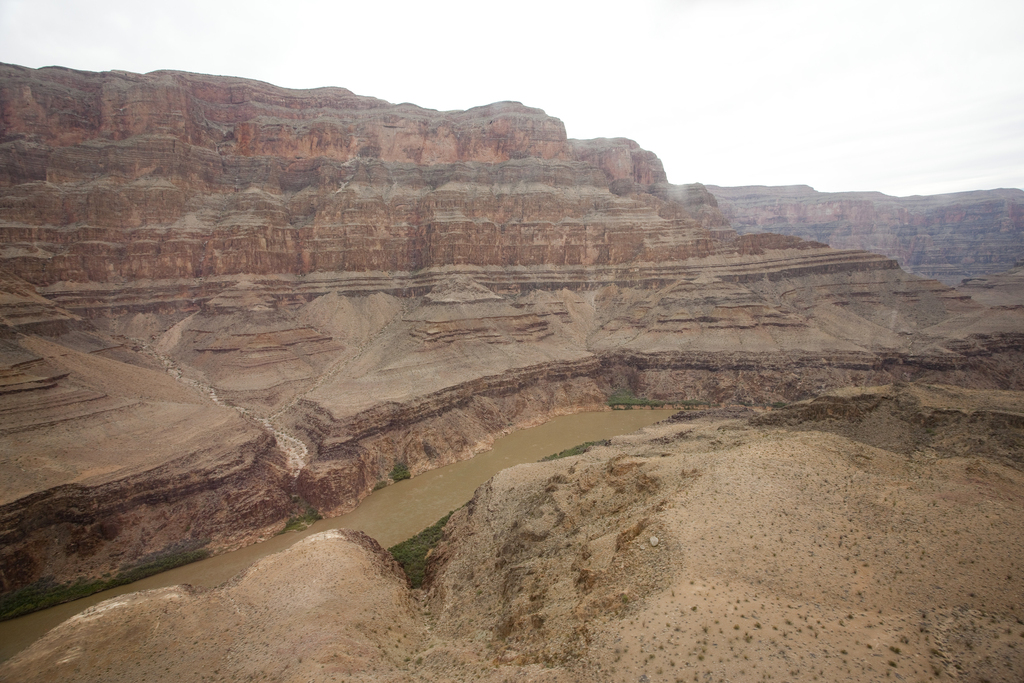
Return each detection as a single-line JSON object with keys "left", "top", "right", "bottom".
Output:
{"left": 0, "top": 65, "right": 568, "bottom": 166}
{"left": 0, "top": 62, "right": 726, "bottom": 590}
{"left": 707, "top": 184, "right": 1024, "bottom": 285}
{"left": 1, "top": 63, "right": 1023, "bottom": 603}
{"left": 0, "top": 63, "right": 718, "bottom": 287}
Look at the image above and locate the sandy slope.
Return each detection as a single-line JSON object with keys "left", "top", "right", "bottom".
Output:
{"left": 3, "top": 384, "right": 1022, "bottom": 683}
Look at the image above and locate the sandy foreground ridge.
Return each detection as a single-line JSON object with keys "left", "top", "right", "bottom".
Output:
{"left": 2, "top": 383, "right": 1022, "bottom": 683}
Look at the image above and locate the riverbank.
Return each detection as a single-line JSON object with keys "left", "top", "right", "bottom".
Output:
{"left": 6, "top": 384, "right": 1021, "bottom": 682}
{"left": 0, "top": 409, "right": 675, "bottom": 664}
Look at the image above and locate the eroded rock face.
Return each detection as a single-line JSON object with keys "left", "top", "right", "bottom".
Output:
{"left": 0, "top": 314, "right": 294, "bottom": 594}
{"left": 421, "top": 384, "right": 1024, "bottom": 679}
{"left": 0, "top": 62, "right": 721, "bottom": 592}
{"left": 426, "top": 448, "right": 683, "bottom": 664}
{"left": 957, "top": 260, "right": 1024, "bottom": 307}
{"left": 754, "top": 383, "right": 1024, "bottom": 467}
{"left": 0, "top": 63, "right": 719, "bottom": 286}
{"left": 6, "top": 385, "right": 1022, "bottom": 682}
{"left": 708, "top": 184, "right": 1024, "bottom": 285}
{"left": 1, "top": 63, "right": 1023, "bottom": 603}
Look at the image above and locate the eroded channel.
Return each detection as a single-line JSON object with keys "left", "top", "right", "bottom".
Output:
{"left": 0, "top": 409, "right": 674, "bottom": 663}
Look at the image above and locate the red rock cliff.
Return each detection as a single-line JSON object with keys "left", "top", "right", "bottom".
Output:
{"left": 1, "top": 63, "right": 722, "bottom": 286}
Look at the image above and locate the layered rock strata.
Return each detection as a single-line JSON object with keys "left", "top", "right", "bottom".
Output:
{"left": 0, "top": 63, "right": 719, "bottom": 287}
{"left": 4, "top": 384, "right": 1022, "bottom": 682}
{"left": 957, "top": 259, "right": 1024, "bottom": 307}
{"left": 708, "top": 184, "right": 1024, "bottom": 285}
{"left": 1, "top": 63, "right": 1023, "bottom": 601}
{"left": 0, "top": 306, "right": 294, "bottom": 594}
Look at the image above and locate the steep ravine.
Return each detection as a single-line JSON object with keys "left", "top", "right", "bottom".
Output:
{"left": 131, "top": 334, "right": 311, "bottom": 475}
{"left": 4, "top": 248, "right": 1024, "bottom": 600}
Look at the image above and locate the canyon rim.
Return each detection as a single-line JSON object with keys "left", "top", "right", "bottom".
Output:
{"left": 0, "top": 63, "right": 1022, "bottom": 681}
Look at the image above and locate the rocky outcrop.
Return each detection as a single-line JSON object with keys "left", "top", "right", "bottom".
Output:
{"left": 0, "top": 270, "right": 82, "bottom": 336}
{"left": 2, "top": 63, "right": 1024, "bottom": 604}
{"left": 569, "top": 137, "right": 667, "bottom": 188}
{"left": 0, "top": 530, "right": 424, "bottom": 682}
{"left": 754, "top": 383, "right": 1024, "bottom": 468}
{"left": 7, "top": 384, "right": 1023, "bottom": 682}
{"left": 957, "top": 259, "right": 1024, "bottom": 306}
{"left": 708, "top": 184, "right": 1024, "bottom": 285}
{"left": 0, "top": 426, "right": 291, "bottom": 593}
{"left": 0, "top": 65, "right": 568, "bottom": 168}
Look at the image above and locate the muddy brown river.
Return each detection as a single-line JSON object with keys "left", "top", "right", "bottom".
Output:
{"left": 0, "top": 409, "right": 674, "bottom": 662}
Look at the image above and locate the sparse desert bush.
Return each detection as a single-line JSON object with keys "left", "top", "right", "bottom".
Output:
{"left": 280, "top": 503, "right": 322, "bottom": 533}
{"left": 607, "top": 388, "right": 665, "bottom": 408}
{"left": 388, "top": 511, "right": 454, "bottom": 588}
{"left": 0, "top": 544, "right": 211, "bottom": 621}
{"left": 540, "top": 440, "right": 610, "bottom": 462}
{"left": 390, "top": 462, "right": 411, "bottom": 481}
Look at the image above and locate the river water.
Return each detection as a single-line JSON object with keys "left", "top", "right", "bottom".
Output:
{"left": 0, "top": 409, "right": 674, "bottom": 663}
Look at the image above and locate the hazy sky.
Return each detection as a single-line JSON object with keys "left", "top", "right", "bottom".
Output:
{"left": 1, "top": 0, "right": 1021, "bottom": 196}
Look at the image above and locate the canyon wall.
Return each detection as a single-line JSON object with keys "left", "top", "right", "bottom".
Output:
{"left": 0, "top": 63, "right": 719, "bottom": 287}
{"left": 707, "top": 184, "right": 1024, "bottom": 285}
{"left": 1, "top": 63, "right": 1023, "bottom": 596}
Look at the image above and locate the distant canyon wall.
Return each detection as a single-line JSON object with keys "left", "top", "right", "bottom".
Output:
{"left": 707, "top": 184, "right": 1024, "bottom": 285}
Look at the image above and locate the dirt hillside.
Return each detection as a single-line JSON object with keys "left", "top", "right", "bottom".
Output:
{"left": 4, "top": 383, "right": 1022, "bottom": 683}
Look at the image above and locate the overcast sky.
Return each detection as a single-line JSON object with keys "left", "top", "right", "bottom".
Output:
{"left": 1, "top": 0, "right": 1021, "bottom": 196}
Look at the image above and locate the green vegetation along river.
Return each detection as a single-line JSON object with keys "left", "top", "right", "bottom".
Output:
{"left": 0, "top": 409, "right": 675, "bottom": 663}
